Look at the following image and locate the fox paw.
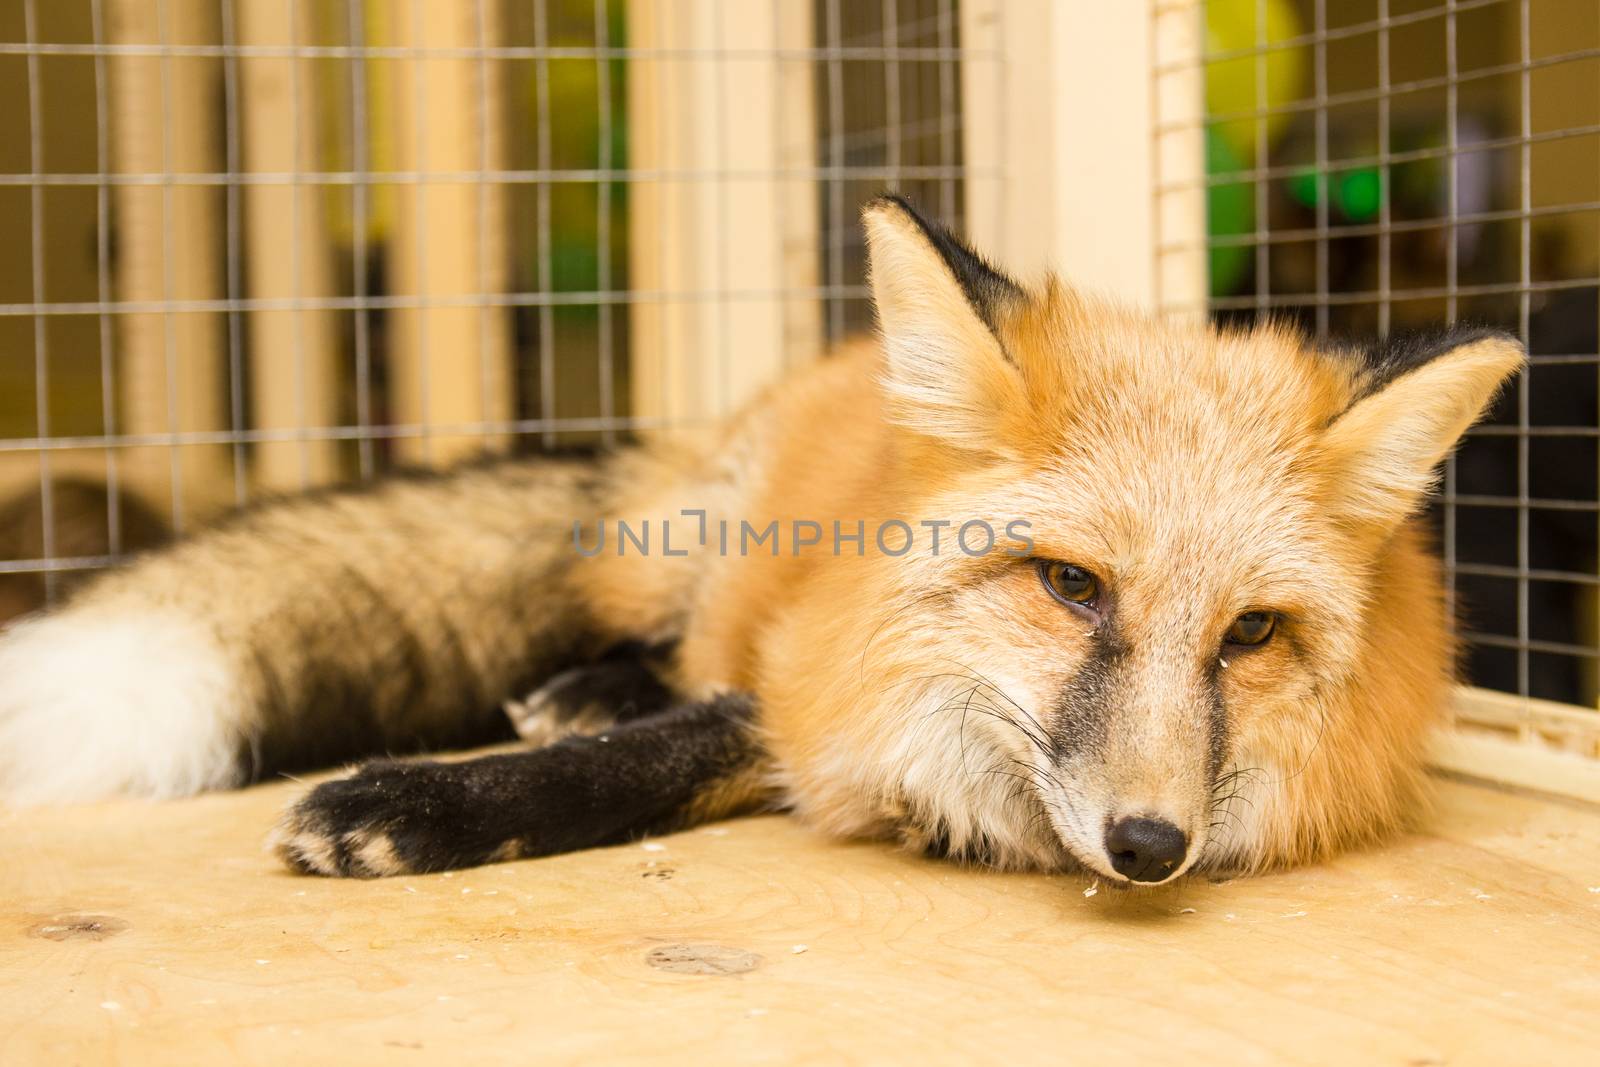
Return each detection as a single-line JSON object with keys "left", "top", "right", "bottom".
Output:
{"left": 502, "top": 651, "right": 676, "bottom": 744}
{"left": 270, "top": 760, "right": 523, "bottom": 878}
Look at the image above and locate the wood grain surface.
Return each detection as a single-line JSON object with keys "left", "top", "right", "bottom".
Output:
{"left": 4, "top": 774, "right": 1599, "bottom": 1065}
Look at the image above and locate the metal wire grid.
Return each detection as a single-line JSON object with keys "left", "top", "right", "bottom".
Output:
{"left": 816, "top": 0, "right": 970, "bottom": 342}
{"left": 1155, "top": 0, "right": 1600, "bottom": 734}
{"left": 0, "top": 0, "right": 986, "bottom": 618}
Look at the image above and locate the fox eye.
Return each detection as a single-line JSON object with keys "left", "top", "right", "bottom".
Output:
{"left": 1039, "top": 561, "right": 1099, "bottom": 607}
{"left": 1226, "top": 611, "right": 1277, "bottom": 647}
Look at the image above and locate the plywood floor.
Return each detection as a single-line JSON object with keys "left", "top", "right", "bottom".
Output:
{"left": 4, "top": 773, "right": 1599, "bottom": 1065}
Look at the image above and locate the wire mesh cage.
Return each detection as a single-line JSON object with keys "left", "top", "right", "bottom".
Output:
{"left": 1154, "top": 0, "right": 1600, "bottom": 761}
{"left": 2, "top": 0, "right": 1597, "bottom": 772}
{"left": 0, "top": 0, "right": 984, "bottom": 618}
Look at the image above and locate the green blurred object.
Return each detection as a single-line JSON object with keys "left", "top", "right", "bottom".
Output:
{"left": 1204, "top": 0, "right": 1308, "bottom": 298}
{"left": 1287, "top": 167, "right": 1319, "bottom": 209}
{"left": 1287, "top": 165, "right": 1383, "bottom": 222}
{"left": 1337, "top": 168, "right": 1382, "bottom": 222}
{"left": 1206, "top": 126, "right": 1254, "bottom": 298}
{"left": 520, "top": 0, "right": 629, "bottom": 303}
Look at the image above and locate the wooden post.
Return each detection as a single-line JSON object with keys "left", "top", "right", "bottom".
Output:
{"left": 958, "top": 0, "right": 1059, "bottom": 282}
{"left": 962, "top": 0, "right": 1203, "bottom": 311}
{"left": 1152, "top": 1, "right": 1208, "bottom": 319}
{"left": 627, "top": 0, "right": 818, "bottom": 432}
{"left": 238, "top": 0, "right": 342, "bottom": 491}
{"left": 106, "top": 0, "right": 230, "bottom": 529}
{"left": 376, "top": 0, "right": 512, "bottom": 466}
{"left": 773, "top": 1, "right": 825, "bottom": 376}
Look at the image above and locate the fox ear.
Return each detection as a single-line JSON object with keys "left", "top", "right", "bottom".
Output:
{"left": 1321, "top": 329, "right": 1525, "bottom": 528}
{"left": 863, "top": 195, "right": 1026, "bottom": 452}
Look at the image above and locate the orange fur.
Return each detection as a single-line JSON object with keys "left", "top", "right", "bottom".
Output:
{"left": 573, "top": 199, "right": 1524, "bottom": 881}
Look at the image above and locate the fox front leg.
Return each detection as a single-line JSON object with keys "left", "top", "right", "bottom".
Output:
{"left": 272, "top": 695, "right": 772, "bottom": 877}
{"left": 502, "top": 641, "right": 678, "bottom": 745}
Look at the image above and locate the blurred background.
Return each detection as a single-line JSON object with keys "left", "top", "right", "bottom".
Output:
{"left": 0, "top": 0, "right": 973, "bottom": 597}
{"left": 1191, "top": 0, "right": 1600, "bottom": 719}
{"left": 0, "top": 1, "right": 1595, "bottom": 765}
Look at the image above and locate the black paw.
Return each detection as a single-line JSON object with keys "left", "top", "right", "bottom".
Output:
{"left": 503, "top": 643, "right": 677, "bottom": 743}
{"left": 271, "top": 760, "right": 523, "bottom": 878}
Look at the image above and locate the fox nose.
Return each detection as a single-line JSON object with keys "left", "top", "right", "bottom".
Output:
{"left": 1104, "top": 816, "right": 1188, "bottom": 882}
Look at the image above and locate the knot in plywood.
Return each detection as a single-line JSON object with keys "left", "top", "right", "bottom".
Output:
{"left": 644, "top": 943, "right": 762, "bottom": 976}
{"left": 28, "top": 915, "right": 130, "bottom": 942}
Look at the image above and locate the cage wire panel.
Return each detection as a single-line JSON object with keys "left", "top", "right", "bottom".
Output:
{"left": 6, "top": 0, "right": 1597, "bottom": 755}
{"left": 1154, "top": 0, "right": 1600, "bottom": 755}
{"left": 0, "top": 0, "right": 985, "bottom": 620}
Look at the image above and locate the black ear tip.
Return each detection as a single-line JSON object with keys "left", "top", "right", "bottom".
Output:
{"left": 1481, "top": 328, "right": 1525, "bottom": 351}
{"left": 862, "top": 192, "right": 919, "bottom": 223}
{"left": 1437, "top": 325, "right": 1519, "bottom": 348}
{"left": 1358, "top": 323, "right": 1525, "bottom": 396}
{"left": 861, "top": 191, "right": 1022, "bottom": 334}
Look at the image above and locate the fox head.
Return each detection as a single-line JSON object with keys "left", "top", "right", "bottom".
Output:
{"left": 773, "top": 196, "right": 1525, "bottom": 885}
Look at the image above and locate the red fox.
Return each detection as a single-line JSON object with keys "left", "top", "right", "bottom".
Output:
{"left": 0, "top": 197, "right": 1523, "bottom": 885}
